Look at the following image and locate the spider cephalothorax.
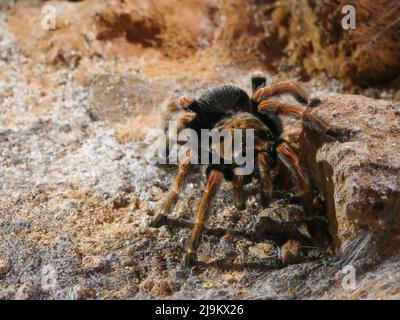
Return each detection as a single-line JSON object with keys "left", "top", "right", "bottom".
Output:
{"left": 150, "top": 74, "right": 338, "bottom": 267}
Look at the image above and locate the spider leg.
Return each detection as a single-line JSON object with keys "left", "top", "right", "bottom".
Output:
{"left": 257, "top": 100, "right": 337, "bottom": 138}
{"left": 257, "top": 152, "right": 274, "bottom": 207}
{"left": 161, "top": 96, "right": 195, "bottom": 132}
{"left": 252, "top": 81, "right": 308, "bottom": 105}
{"left": 233, "top": 174, "right": 245, "bottom": 210}
{"left": 166, "top": 96, "right": 195, "bottom": 114}
{"left": 251, "top": 73, "right": 267, "bottom": 93}
{"left": 276, "top": 143, "right": 314, "bottom": 215}
{"left": 164, "top": 111, "right": 197, "bottom": 158}
{"left": 149, "top": 150, "right": 194, "bottom": 228}
{"left": 184, "top": 170, "right": 223, "bottom": 267}
{"left": 174, "top": 112, "right": 196, "bottom": 134}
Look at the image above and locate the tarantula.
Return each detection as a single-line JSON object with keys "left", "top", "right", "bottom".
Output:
{"left": 150, "top": 74, "right": 337, "bottom": 267}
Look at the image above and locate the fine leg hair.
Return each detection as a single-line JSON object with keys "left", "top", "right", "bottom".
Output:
{"left": 252, "top": 80, "right": 308, "bottom": 105}
{"left": 150, "top": 151, "right": 194, "bottom": 228}
{"left": 276, "top": 143, "right": 314, "bottom": 214}
{"left": 257, "top": 152, "right": 273, "bottom": 207}
{"left": 161, "top": 96, "right": 195, "bottom": 132}
{"left": 164, "top": 111, "right": 196, "bottom": 158}
{"left": 232, "top": 174, "right": 245, "bottom": 210}
{"left": 184, "top": 170, "right": 223, "bottom": 267}
{"left": 257, "top": 99, "right": 336, "bottom": 137}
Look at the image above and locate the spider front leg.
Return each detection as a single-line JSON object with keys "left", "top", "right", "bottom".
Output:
{"left": 252, "top": 80, "right": 308, "bottom": 105}
{"left": 150, "top": 150, "right": 194, "bottom": 228}
{"left": 257, "top": 152, "right": 273, "bottom": 207}
{"left": 276, "top": 143, "right": 314, "bottom": 214}
{"left": 184, "top": 170, "right": 223, "bottom": 267}
{"left": 257, "top": 100, "right": 337, "bottom": 138}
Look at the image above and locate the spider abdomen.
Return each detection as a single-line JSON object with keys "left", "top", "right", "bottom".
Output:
{"left": 185, "top": 85, "right": 252, "bottom": 130}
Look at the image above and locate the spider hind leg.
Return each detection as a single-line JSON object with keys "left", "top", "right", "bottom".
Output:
{"left": 257, "top": 152, "right": 274, "bottom": 207}
{"left": 276, "top": 142, "right": 314, "bottom": 215}
{"left": 233, "top": 174, "right": 246, "bottom": 210}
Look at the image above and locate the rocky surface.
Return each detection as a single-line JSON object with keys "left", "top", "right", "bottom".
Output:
{"left": 301, "top": 95, "right": 400, "bottom": 256}
{"left": 264, "top": 0, "right": 400, "bottom": 89}
{"left": 0, "top": 1, "right": 399, "bottom": 300}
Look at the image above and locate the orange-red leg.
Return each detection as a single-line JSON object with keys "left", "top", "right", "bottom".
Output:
{"left": 150, "top": 151, "right": 194, "bottom": 228}
{"left": 252, "top": 81, "right": 308, "bottom": 104}
{"left": 257, "top": 100, "right": 335, "bottom": 137}
{"left": 276, "top": 143, "right": 314, "bottom": 215}
{"left": 257, "top": 152, "right": 274, "bottom": 207}
{"left": 162, "top": 97, "right": 195, "bottom": 133}
{"left": 184, "top": 170, "right": 223, "bottom": 267}
{"left": 233, "top": 174, "right": 245, "bottom": 210}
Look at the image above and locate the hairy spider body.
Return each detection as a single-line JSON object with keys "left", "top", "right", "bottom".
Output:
{"left": 151, "top": 74, "right": 337, "bottom": 267}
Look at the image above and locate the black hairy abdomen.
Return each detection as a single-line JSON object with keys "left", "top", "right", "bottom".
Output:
{"left": 186, "top": 85, "right": 252, "bottom": 130}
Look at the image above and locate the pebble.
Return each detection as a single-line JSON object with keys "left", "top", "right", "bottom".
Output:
{"left": 249, "top": 243, "right": 274, "bottom": 259}
{"left": 73, "top": 285, "right": 96, "bottom": 300}
{"left": 81, "top": 255, "right": 110, "bottom": 273}
{"left": 0, "top": 256, "right": 11, "bottom": 276}
{"left": 281, "top": 240, "right": 302, "bottom": 265}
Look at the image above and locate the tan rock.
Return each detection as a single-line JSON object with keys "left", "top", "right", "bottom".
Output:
{"left": 89, "top": 74, "right": 169, "bottom": 123}
{"left": 283, "top": 0, "right": 400, "bottom": 86}
{"left": 73, "top": 285, "right": 96, "bottom": 300}
{"left": 81, "top": 255, "right": 110, "bottom": 273}
{"left": 281, "top": 240, "right": 302, "bottom": 265}
{"left": 249, "top": 243, "right": 274, "bottom": 259}
{"left": 8, "top": 0, "right": 213, "bottom": 65}
{"left": 151, "top": 279, "right": 176, "bottom": 297}
{"left": 301, "top": 94, "right": 400, "bottom": 256}
{"left": 394, "top": 90, "right": 400, "bottom": 102}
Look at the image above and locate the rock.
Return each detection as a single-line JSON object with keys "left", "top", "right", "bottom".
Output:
{"left": 8, "top": 0, "right": 213, "bottom": 65}
{"left": 254, "top": 203, "right": 312, "bottom": 243}
{"left": 272, "top": 0, "right": 400, "bottom": 87}
{"left": 139, "top": 278, "right": 176, "bottom": 297}
{"left": 120, "top": 255, "right": 135, "bottom": 267}
{"left": 151, "top": 279, "right": 176, "bottom": 297}
{"left": 112, "top": 194, "right": 130, "bottom": 209}
{"left": 139, "top": 278, "right": 154, "bottom": 292}
{"left": 75, "top": 61, "right": 94, "bottom": 87}
{"left": 15, "top": 281, "right": 38, "bottom": 300}
{"left": 395, "top": 90, "right": 400, "bottom": 102}
{"left": 89, "top": 74, "right": 169, "bottom": 123}
{"left": 249, "top": 243, "right": 274, "bottom": 259}
{"left": 301, "top": 94, "right": 400, "bottom": 256}
{"left": 281, "top": 240, "right": 302, "bottom": 265}
{"left": 219, "top": 0, "right": 400, "bottom": 87}
{"left": 55, "top": 285, "right": 96, "bottom": 300}
{"left": 81, "top": 256, "right": 110, "bottom": 273}
{"left": 72, "top": 285, "right": 96, "bottom": 300}
{"left": 0, "top": 256, "right": 11, "bottom": 276}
